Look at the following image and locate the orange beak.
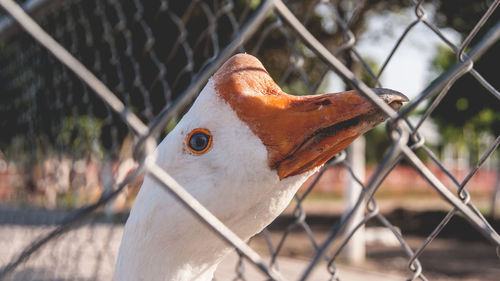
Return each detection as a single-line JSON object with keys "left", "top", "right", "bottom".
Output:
{"left": 272, "top": 89, "right": 408, "bottom": 179}
{"left": 214, "top": 54, "right": 408, "bottom": 180}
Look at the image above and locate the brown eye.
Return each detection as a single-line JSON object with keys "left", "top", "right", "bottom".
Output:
{"left": 187, "top": 128, "right": 212, "bottom": 154}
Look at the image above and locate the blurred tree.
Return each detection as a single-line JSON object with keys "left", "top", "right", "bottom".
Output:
{"left": 0, "top": 0, "right": 420, "bottom": 161}
{"left": 248, "top": 0, "right": 412, "bottom": 94}
{"left": 428, "top": 0, "right": 500, "bottom": 163}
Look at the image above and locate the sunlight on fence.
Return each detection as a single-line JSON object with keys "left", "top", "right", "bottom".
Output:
{"left": 0, "top": 0, "right": 499, "bottom": 280}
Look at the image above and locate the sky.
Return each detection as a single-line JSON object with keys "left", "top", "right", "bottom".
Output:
{"left": 319, "top": 5, "right": 462, "bottom": 146}
{"left": 323, "top": 5, "right": 461, "bottom": 100}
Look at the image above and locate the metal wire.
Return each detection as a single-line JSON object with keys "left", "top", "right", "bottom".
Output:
{"left": 0, "top": 0, "right": 499, "bottom": 280}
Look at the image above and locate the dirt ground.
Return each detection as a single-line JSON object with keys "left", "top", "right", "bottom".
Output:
{"left": 252, "top": 197, "right": 500, "bottom": 281}
{"left": 245, "top": 230, "right": 500, "bottom": 281}
{"left": 0, "top": 200, "right": 499, "bottom": 280}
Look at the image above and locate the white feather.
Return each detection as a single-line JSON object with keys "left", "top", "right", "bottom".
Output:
{"left": 114, "top": 79, "right": 315, "bottom": 281}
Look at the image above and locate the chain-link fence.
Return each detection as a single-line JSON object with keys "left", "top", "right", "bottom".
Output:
{"left": 0, "top": 0, "right": 499, "bottom": 280}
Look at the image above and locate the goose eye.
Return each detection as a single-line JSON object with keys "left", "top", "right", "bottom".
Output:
{"left": 187, "top": 128, "right": 212, "bottom": 154}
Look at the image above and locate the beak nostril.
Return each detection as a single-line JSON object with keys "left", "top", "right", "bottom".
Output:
{"left": 315, "top": 99, "right": 332, "bottom": 106}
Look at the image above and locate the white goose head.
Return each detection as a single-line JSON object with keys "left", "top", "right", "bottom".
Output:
{"left": 114, "top": 54, "right": 408, "bottom": 281}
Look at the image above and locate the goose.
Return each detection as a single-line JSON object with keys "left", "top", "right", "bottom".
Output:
{"left": 113, "top": 53, "right": 408, "bottom": 281}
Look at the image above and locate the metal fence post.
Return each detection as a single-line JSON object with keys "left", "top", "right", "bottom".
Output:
{"left": 343, "top": 136, "right": 366, "bottom": 264}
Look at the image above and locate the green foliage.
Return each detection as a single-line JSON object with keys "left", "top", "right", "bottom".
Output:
{"left": 430, "top": 42, "right": 500, "bottom": 136}
{"left": 247, "top": 0, "right": 261, "bottom": 9}
{"left": 365, "top": 125, "right": 390, "bottom": 164}
{"left": 361, "top": 57, "right": 380, "bottom": 87}
{"left": 427, "top": 1, "right": 500, "bottom": 164}
{"left": 57, "top": 115, "right": 104, "bottom": 158}
{"left": 164, "top": 117, "right": 178, "bottom": 135}
{"left": 432, "top": 45, "right": 456, "bottom": 73}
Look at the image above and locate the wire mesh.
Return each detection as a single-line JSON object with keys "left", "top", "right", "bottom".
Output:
{"left": 0, "top": 0, "right": 499, "bottom": 280}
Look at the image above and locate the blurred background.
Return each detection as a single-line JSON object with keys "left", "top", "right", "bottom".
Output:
{"left": 0, "top": 0, "right": 499, "bottom": 280}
